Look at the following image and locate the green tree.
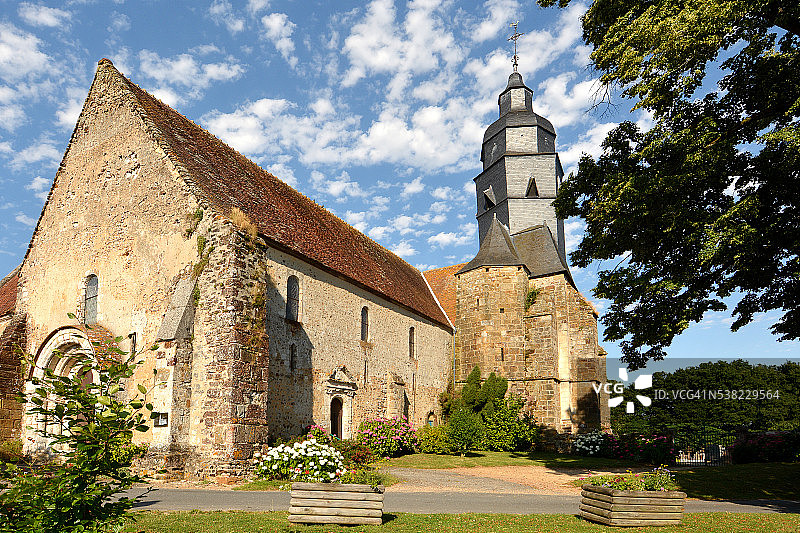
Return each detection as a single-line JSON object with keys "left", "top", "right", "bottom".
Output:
{"left": 612, "top": 360, "right": 800, "bottom": 433}
{"left": 0, "top": 338, "right": 153, "bottom": 533}
{"left": 539, "top": 0, "right": 800, "bottom": 369}
{"left": 459, "top": 366, "right": 508, "bottom": 416}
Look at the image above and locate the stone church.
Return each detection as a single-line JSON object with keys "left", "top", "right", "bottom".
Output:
{"left": 0, "top": 59, "right": 606, "bottom": 477}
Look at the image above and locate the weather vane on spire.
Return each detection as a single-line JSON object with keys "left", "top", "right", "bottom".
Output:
{"left": 508, "top": 21, "right": 524, "bottom": 72}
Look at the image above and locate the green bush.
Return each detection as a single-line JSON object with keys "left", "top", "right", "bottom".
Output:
{"left": 0, "top": 341, "right": 153, "bottom": 533}
{"left": 355, "top": 416, "right": 417, "bottom": 458}
{"left": 416, "top": 424, "right": 454, "bottom": 454}
{"left": 0, "top": 439, "right": 23, "bottom": 464}
{"left": 447, "top": 407, "right": 484, "bottom": 455}
{"left": 480, "top": 398, "right": 539, "bottom": 452}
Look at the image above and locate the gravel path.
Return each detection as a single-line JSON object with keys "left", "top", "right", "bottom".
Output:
{"left": 386, "top": 466, "right": 590, "bottom": 494}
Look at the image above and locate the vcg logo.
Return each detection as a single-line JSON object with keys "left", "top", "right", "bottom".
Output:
{"left": 593, "top": 368, "right": 653, "bottom": 414}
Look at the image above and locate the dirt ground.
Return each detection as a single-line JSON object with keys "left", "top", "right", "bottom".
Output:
{"left": 143, "top": 465, "right": 637, "bottom": 495}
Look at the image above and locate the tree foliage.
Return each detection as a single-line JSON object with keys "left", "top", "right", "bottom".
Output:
{"left": 612, "top": 360, "right": 800, "bottom": 433}
{"left": 540, "top": 0, "right": 800, "bottom": 368}
{"left": 0, "top": 341, "right": 152, "bottom": 533}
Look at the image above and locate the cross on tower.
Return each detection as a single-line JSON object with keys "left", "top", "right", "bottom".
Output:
{"left": 508, "top": 21, "right": 524, "bottom": 72}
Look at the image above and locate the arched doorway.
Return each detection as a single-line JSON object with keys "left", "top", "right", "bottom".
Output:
{"left": 330, "top": 397, "right": 343, "bottom": 439}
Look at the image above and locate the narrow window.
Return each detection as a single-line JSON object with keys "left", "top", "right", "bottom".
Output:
{"left": 84, "top": 274, "right": 98, "bottom": 325}
{"left": 289, "top": 344, "right": 297, "bottom": 372}
{"left": 286, "top": 275, "right": 299, "bottom": 322}
{"left": 409, "top": 327, "right": 415, "bottom": 359}
{"left": 360, "top": 306, "right": 369, "bottom": 341}
{"left": 500, "top": 347, "right": 505, "bottom": 362}
{"left": 153, "top": 412, "right": 169, "bottom": 427}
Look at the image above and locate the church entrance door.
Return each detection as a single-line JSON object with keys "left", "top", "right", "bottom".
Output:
{"left": 330, "top": 397, "right": 343, "bottom": 439}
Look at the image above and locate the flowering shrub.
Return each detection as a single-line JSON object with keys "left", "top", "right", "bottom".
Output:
{"left": 579, "top": 466, "right": 678, "bottom": 491}
{"left": 609, "top": 433, "right": 675, "bottom": 464}
{"left": 305, "top": 424, "right": 332, "bottom": 445}
{"left": 730, "top": 431, "right": 800, "bottom": 463}
{"left": 330, "top": 439, "right": 374, "bottom": 466}
{"left": 254, "top": 439, "right": 345, "bottom": 483}
{"left": 573, "top": 431, "right": 607, "bottom": 456}
{"left": 355, "top": 416, "right": 417, "bottom": 457}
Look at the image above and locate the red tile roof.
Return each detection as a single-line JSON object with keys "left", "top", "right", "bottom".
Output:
{"left": 0, "top": 269, "right": 18, "bottom": 318}
{"left": 102, "top": 61, "right": 450, "bottom": 329}
{"left": 422, "top": 263, "right": 466, "bottom": 325}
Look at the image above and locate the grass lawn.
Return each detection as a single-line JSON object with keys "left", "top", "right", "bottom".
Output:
{"left": 386, "top": 451, "right": 634, "bottom": 470}
{"left": 571, "top": 463, "right": 800, "bottom": 501}
{"left": 122, "top": 511, "right": 800, "bottom": 532}
{"left": 673, "top": 463, "right": 800, "bottom": 500}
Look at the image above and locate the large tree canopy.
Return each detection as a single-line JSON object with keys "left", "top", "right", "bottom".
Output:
{"left": 540, "top": 0, "right": 800, "bottom": 368}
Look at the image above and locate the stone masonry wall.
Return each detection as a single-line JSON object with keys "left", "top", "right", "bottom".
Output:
{"left": 261, "top": 246, "right": 452, "bottom": 441}
{"left": 456, "top": 269, "right": 607, "bottom": 433}
{"left": 0, "top": 314, "right": 25, "bottom": 441}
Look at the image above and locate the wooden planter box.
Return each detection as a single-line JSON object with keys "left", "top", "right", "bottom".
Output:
{"left": 289, "top": 482, "right": 385, "bottom": 526}
{"left": 580, "top": 484, "right": 686, "bottom": 527}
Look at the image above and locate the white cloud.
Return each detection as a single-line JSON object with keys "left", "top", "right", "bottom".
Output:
{"left": 108, "top": 12, "right": 131, "bottom": 32}
{"left": 10, "top": 140, "right": 61, "bottom": 170}
{"left": 401, "top": 176, "right": 424, "bottom": 198}
{"left": 247, "top": 0, "right": 271, "bottom": 15}
{"left": 563, "top": 218, "right": 584, "bottom": 255}
{"left": 15, "top": 212, "right": 37, "bottom": 226}
{"left": 18, "top": 3, "right": 71, "bottom": 28}
{"left": 266, "top": 162, "right": 297, "bottom": 188}
{"left": 368, "top": 226, "right": 391, "bottom": 240}
{"left": 534, "top": 72, "right": 600, "bottom": 128}
{"left": 310, "top": 170, "right": 367, "bottom": 199}
{"left": 55, "top": 86, "right": 85, "bottom": 129}
{"left": 311, "top": 98, "right": 334, "bottom": 116}
{"left": 25, "top": 176, "right": 48, "bottom": 191}
{"left": 471, "top": 0, "right": 520, "bottom": 43}
{"left": 209, "top": 0, "right": 245, "bottom": 34}
{"left": 427, "top": 223, "right": 476, "bottom": 248}
{"left": 138, "top": 50, "right": 244, "bottom": 104}
{"left": 341, "top": 0, "right": 463, "bottom": 95}
{"left": 0, "top": 23, "right": 50, "bottom": 81}
{"left": 261, "top": 13, "right": 298, "bottom": 68}
{"left": 0, "top": 105, "right": 25, "bottom": 131}
{"left": 559, "top": 121, "right": 617, "bottom": 173}
{"left": 392, "top": 240, "right": 417, "bottom": 258}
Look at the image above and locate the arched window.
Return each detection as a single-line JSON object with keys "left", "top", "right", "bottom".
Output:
{"left": 289, "top": 344, "right": 297, "bottom": 372}
{"left": 360, "top": 306, "right": 369, "bottom": 342}
{"left": 409, "top": 327, "right": 415, "bottom": 359}
{"left": 427, "top": 412, "right": 437, "bottom": 426}
{"left": 286, "top": 275, "right": 299, "bottom": 322}
{"left": 84, "top": 275, "right": 98, "bottom": 325}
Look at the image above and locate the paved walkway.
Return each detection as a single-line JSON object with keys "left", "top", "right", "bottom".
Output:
{"left": 127, "top": 487, "right": 800, "bottom": 515}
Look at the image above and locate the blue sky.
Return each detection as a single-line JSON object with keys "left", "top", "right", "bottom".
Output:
{"left": 0, "top": 0, "right": 797, "bottom": 366}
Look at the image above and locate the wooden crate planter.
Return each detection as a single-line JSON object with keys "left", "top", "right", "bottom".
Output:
{"left": 289, "top": 482, "right": 385, "bottom": 526}
{"left": 580, "top": 484, "right": 686, "bottom": 527}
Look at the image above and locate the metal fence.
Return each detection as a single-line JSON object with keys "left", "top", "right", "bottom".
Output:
{"left": 672, "top": 428, "right": 736, "bottom": 466}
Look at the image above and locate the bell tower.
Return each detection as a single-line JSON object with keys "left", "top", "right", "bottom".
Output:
{"left": 474, "top": 51, "right": 566, "bottom": 259}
